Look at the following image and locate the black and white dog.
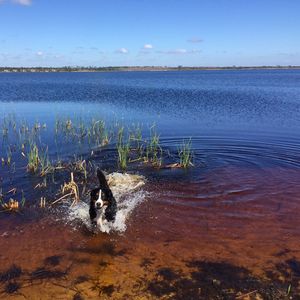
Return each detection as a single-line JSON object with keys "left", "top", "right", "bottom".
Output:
{"left": 89, "top": 169, "right": 117, "bottom": 227}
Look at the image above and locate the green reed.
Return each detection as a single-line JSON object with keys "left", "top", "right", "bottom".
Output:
{"left": 148, "top": 125, "right": 163, "bottom": 167}
{"left": 21, "top": 190, "right": 26, "bottom": 207}
{"left": 27, "top": 143, "right": 40, "bottom": 172}
{"left": 178, "top": 139, "right": 193, "bottom": 168}
{"left": 117, "top": 142, "right": 130, "bottom": 170}
{"left": 116, "top": 126, "right": 131, "bottom": 169}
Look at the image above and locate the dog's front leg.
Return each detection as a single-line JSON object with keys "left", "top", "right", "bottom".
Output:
{"left": 97, "top": 216, "right": 103, "bottom": 228}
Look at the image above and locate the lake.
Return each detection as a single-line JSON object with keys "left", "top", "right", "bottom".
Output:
{"left": 1, "top": 70, "right": 300, "bottom": 299}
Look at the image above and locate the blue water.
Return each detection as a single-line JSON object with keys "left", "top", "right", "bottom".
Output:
{"left": 1, "top": 70, "right": 300, "bottom": 137}
{"left": 1, "top": 69, "right": 300, "bottom": 194}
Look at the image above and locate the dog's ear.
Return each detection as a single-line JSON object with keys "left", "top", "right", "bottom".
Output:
{"left": 105, "top": 198, "right": 117, "bottom": 222}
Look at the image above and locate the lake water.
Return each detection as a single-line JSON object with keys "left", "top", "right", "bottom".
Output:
{"left": 1, "top": 70, "right": 300, "bottom": 299}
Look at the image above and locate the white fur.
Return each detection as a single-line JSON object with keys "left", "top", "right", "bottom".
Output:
{"left": 93, "top": 190, "right": 108, "bottom": 231}
{"left": 95, "top": 190, "right": 103, "bottom": 208}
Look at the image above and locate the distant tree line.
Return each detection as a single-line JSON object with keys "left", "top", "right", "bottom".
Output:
{"left": 0, "top": 65, "right": 299, "bottom": 72}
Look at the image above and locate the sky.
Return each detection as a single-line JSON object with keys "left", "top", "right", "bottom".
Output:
{"left": 0, "top": 0, "right": 299, "bottom": 67}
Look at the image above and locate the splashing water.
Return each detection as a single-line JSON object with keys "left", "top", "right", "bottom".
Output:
{"left": 69, "top": 172, "right": 146, "bottom": 233}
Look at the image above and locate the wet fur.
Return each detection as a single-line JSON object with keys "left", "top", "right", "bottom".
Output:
{"left": 89, "top": 169, "right": 117, "bottom": 225}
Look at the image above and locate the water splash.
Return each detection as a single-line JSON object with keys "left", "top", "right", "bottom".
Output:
{"left": 69, "top": 172, "right": 146, "bottom": 233}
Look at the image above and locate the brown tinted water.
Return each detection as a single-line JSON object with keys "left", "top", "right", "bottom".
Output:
{"left": 1, "top": 164, "right": 300, "bottom": 299}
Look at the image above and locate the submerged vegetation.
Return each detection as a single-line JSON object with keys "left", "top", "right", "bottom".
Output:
{"left": 0, "top": 113, "right": 195, "bottom": 211}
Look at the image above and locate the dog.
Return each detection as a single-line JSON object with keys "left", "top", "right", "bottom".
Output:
{"left": 89, "top": 169, "right": 117, "bottom": 228}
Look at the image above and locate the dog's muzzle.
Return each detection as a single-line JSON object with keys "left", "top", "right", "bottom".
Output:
{"left": 96, "top": 200, "right": 109, "bottom": 209}
{"left": 96, "top": 201, "right": 104, "bottom": 209}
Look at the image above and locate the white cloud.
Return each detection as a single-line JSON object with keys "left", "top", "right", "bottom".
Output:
{"left": 157, "top": 49, "right": 187, "bottom": 54}
{"left": 36, "top": 51, "right": 43, "bottom": 56}
{"left": 187, "top": 38, "right": 203, "bottom": 43}
{"left": 0, "top": 0, "right": 32, "bottom": 5}
{"left": 157, "top": 48, "right": 201, "bottom": 55}
{"left": 116, "top": 48, "right": 129, "bottom": 54}
{"left": 13, "top": 0, "right": 32, "bottom": 5}
{"left": 143, "top": 44, "right": 153, "bottom": 49}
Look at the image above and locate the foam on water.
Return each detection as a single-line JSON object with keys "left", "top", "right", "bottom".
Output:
{"left": 68, "top": 172, "right": 146, "bottom": 233}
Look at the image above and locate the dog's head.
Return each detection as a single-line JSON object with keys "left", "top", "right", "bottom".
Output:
{"left": 90, "top": 188, "right": 109, "bottom": 210}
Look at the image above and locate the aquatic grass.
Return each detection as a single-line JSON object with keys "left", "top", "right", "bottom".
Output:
{"left": 149, "top": 125, "right": 160, "bottom": 152}
{"left": 102, "top": 131, "right": 110, "bottom": 146}
{"left": 116, "top": 125, "right": 132, "bottom": 169}
{"left": 0, "top": 147, "right": 12, "bottom": 166}
{"left": 40, "top": 197, "right": 46, "bottom": 208}
{"left": 33, "top": 121, "right": 41, "bottom": 132}
{"left": 65, "top": 119, "right": 72, "bottom": 131}
{"left": 0, "top": 114, "right": 192, "bottom": 214}
{"left": 143, "top": 144, "right": 150, "bottom": 163}
{"left": 55, "top": 117, "right": 61, "bottom": 134}
{"left": 146, "top": 124, "right": 163, "bottom": 167}
{"left": 152, "top": 146, "right": 163, "bottom": 168}
{"left": 129, "top": 124, "right": 144, "bottom": 157}
{"left": 27, "top": 143, "right": 40, "bottom": 172}
{"left": 117, "top": 142, "right": 130, "bottom": 170}
{"left": 73, "top": 157, "right": 88, "bottom": 181}
{"left": 2, "top": 199, "right": 19, "bottom": 211}
{"left": 117, "top": 126, "right": 124, "bottom": 146}
{"left": 52, "top": 172, "right": 80, "bottom": 206}
{"left": 178, "top": 139, "right": 193, "bottom": 168}
{"left": 39, "top": 147, "right": 53, "bottom": 176}
{"left": 2, "top": 126, "right": 8, "bottom": 138}
{"left": 90, "top": 119, "right": 108, "bottom": 146}
{"left": 21, "top": 190, "right": 26, "bottom": 207}
{"left": 0, "top": 188, "right": 3, "bottom": 206}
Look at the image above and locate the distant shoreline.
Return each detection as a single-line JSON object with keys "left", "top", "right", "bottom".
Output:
{"left": 0, "top": 66, "right": 300, "bottom": 73}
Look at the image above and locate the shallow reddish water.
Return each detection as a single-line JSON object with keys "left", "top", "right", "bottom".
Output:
{"left": 1, "top": 163, "right": 300, "bottom": 299}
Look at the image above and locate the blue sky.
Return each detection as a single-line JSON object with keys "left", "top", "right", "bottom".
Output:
{"left": 0, "top": 0, "right": 299, "bottom": 67}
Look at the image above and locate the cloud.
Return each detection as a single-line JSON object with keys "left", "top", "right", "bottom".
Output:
{"left": 36, "top": 51, "right": 43, "bottom": 56}
{"left": 13, "top": 0, "right": 32, "bottom": 5}
{"left": 157, "top": 48, "right": 201, "bottom": 55}
{"left": 187, "top": 38, "right": 203, "bottom": 43}
{"left": 157, "top": 49, "right": 187, "bottom": 54}
{"left": 116, "top": 48, "right": 129, "bottom": 54}
{"left": 0, "top": 0, "right": 32, "bottom": 5}
{"left": 143, "top": 44, "right": 153, "bottom": 49}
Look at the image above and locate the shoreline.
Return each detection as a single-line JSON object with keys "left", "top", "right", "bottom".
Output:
{"left": 1, "top": 66, "right": 300, "bottom": 73}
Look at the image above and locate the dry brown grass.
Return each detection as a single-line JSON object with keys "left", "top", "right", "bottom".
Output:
{"left": 51, "top": 172, "right": 80, "bottom": 207}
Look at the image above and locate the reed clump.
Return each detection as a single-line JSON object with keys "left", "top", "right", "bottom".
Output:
{"left": 178, "top": 139, "right": 193, "bottom": 168}
{"left": 27, "top": 143, "right": 40, "bottom": 172}
{"left": 51, "top": 172, "right": 80, "bottom": 207}
{"left": 117, "top": 126, "right": 130, "bottom": 169}
{"left": 144, "top": 125, "right": 163, "bottom": 168}
{"left": 118, "top": 143, "right": 130, "bottom": 170}
{"left": 2, "top": 199, "right": 19, "bottom": 211}
{"left": 26, "top": 143, "right": 53, "bottom": 175}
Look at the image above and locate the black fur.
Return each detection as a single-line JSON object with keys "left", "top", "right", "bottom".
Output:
{"left": 89, "top": 169, "right": 117, "bottom": 223}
